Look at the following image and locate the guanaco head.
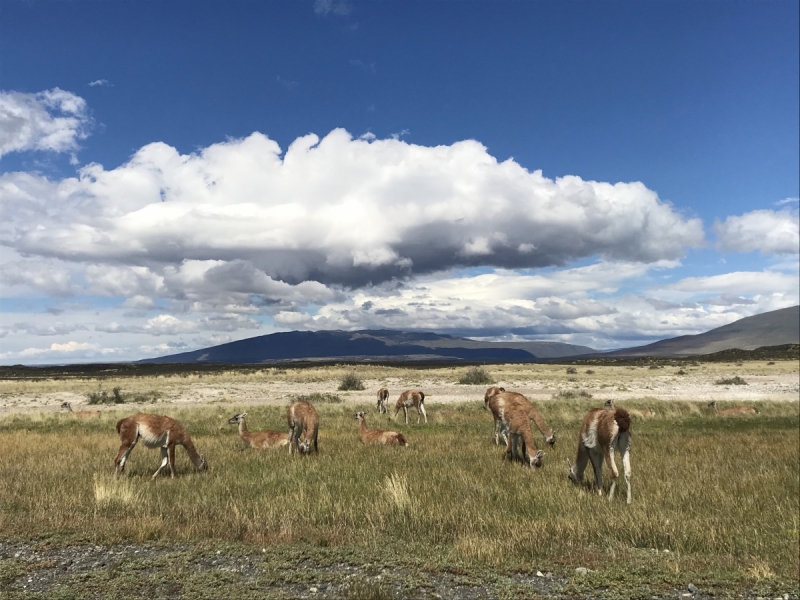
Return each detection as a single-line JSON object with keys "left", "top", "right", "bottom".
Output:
{"left": 545, "top": 431, "right": 556, "bottom": 447}
{"left": 60, "top": 402, "right": 72, "bottom": 411}
{"left": 603, "top": 399, "right": 615, "bottom": 409}
{"left": 354, "top": 411, "right": 366, "bottom": 421}
{"left": 227, "top": 412, "right": 247, "bottom": 425}
{"left": 196, "top": 455, "right": 208, "bottom": 472}
{"left": 566, "top": 458, "right": 579, "bottom": 484}
{"left": 707, "top": 401, "right": 718, "bottom": 409}
{"left": 297, "top": 439, "right": 311, "bottom": 455}
{"left": 531, "top": 450, "right": 544, "bottom": 468}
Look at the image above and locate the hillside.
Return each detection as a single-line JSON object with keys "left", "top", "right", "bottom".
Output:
{"left": 603, "top": 305, "right": 800, "bottom": 358}
{"left": 140, "top": 329, "right": 596, "bottom": 364}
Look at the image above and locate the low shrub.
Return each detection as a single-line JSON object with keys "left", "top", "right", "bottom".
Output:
{"left": 585, "top": 369, "right": 595, "bottom": 375}
{"left": 87, "top": 387, "right": 126, "bottom": 405}
{"left": 552, "top": 389, "right": 593, "bottom": 400}
{"left": 458, "top": 366, "right": 494, "bottom": 385}
{"left": 338, "top": 372, "right": 365, "bottom": 391}
{"left": 290, "top": 392, "right": 343, "bottom": 404}
{"left": 565, "top": 367, "right": 578, "bottom": 374}
{"left": 715, "top": 376, "right": 748, "bottom": 386}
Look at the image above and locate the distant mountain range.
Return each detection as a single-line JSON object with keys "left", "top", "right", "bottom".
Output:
{"left": 141, "top": 305, "right": 800, "bottom": 364}
{"left": 601, "top": 305, "right": 799, "bottom": 358}
{"left": 140, "top": 329, "right": 596, "bottom": 364}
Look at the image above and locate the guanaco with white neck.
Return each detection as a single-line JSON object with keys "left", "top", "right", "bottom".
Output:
{"left": 394, "top": 390, "right": 427, "bottom": 424}
{"left": 486, "top": 389, "right": 555, "bottom": 447}
{"left": 287, "top": 401, "right": 319, "bottom": 455}
{"left": 114, "top": 413, "right": 207, "bottom": 479}
{"left": 355, "top": 412, "right": 407, "bottom": 446}
{"left": 708, "top": 400, "right": 758, "bottom": 416}
{"left": 567, "top": 407, "right": 631, "bottom": 503}
{"left": 377, "top": 388, "right": 390, "bottom": 414}
{"left": 228, "top": 413, "right": 289, "bottom": 448}
{"left": 60, "top": 402, "right": 101, "bottom": 419}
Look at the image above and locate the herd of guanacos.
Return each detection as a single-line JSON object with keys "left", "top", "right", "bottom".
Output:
{"left": 59, "top": 388, "right": 758, "bottom": 505}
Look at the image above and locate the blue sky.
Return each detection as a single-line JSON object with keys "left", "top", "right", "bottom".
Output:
{"left": 1, "top": 0, "right": 798, "bottom": 364}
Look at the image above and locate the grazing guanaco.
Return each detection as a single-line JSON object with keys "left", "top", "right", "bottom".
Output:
{"left": 377, "top": 388, "right": 390, "bottom": 414}
{"left": 486, "top": 390, "right": 555, "bottom": 447}
{"left": 503, "top": 400, "right": 544, "bottom": 468}
{"left": 708, "top": 400, "right": 758, "bottom": 416}
{"left": 114, "top": 413, "right": 208, "bottom": 479}
{"left": 227, "top": 413, "right": 289, "bottom": 449}
{"left": 567, "top": 407, "right": 632, "bottom": 503}
{"left": 394, "top": 390, "right": 427, "bottom": 424}
{"left": 354, "top": 412, "right": 407, "bottom": 446}
{"left": 60, "top": 402, "right": 101, "bottom": 418}
{"left": 287, "top": 401, "right": 319, "bottom": 455}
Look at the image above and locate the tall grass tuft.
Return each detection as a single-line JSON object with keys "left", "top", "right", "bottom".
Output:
{"left": 338, "top": 371, "right": 365, "bottom": 391}
{"left": 289, "top": 392, "right": 342, "bottom": 404}
{"left": 93, "top": 473, "right": 139, "bottom": 508}
{"left": 552, "top": 389, "right": 593, "bottom": 399}
{"left": 382, "top": 472, "right": 412, "bottom": 511}
{"left": 458, "top": 366, "right": 494, "bottom": 385}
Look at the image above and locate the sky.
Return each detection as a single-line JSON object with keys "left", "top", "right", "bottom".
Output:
{"left": 0, "top": 0, "right": 798, "bottom": 365}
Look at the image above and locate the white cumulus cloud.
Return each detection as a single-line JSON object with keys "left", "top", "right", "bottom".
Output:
{"left": 714, "top": 209, "right": 799, "bottom": 255}
{"left": 0, "top": 88, "right": 90, "bottom": 158}
{"left": 1, "top": 129, "right": 704, "bottom": 290}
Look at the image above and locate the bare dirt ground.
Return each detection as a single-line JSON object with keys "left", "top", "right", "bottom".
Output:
{"left": 0, "top": 361, "right": 797, "bottom": 416}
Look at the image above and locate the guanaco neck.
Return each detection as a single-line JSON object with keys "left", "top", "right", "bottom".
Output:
{"left": 182, "top": 436, "right": 205, "bottom": 469}
{"left": 359, "top": 418, "right": 369, "bottom": 440}
{"left": 238, "top": 418, "right": 250, "bottom": 439}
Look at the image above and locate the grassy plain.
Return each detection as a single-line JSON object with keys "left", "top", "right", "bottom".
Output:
{"left": 0, "top": 361, "right": 798, "bottom": 599}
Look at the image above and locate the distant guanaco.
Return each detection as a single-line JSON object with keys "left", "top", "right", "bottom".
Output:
{"left": 60, "top": 401, "right": 101, "bottom": 419}
{"left": 394, "top": 390, "right": 427, "bottom": 424}
{"left": 485, "top": 389, "right": 555, "bottom": 447}
{"left": 376, "top": 388, "right": 390, "bottom": 414}
{"left": 567, "top": 406, "right": 631, "bottom": 503}
{"left": 287, "top": 401, "right": 319, "bottom": 455}
{"left": 708, "top": 400, "right": 758, "bottom": 416}
{"left": 228, "top": 413, "right": 289, "bottom": 449}
{"left": 354, "top": 412, "right": 407, "bottom": 446}
{"left": 114, "top": 413, "right": 208, "bottom": 479}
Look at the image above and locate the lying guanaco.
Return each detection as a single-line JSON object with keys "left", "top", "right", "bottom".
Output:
{"left": 355, "top": 412, "right": 406, "bottom": 446}
{"left": 114, "top": 413, "right": 208, "bottom": 479}
{"left": 60, "top": 402, "right": 101, "bottom": 418}
{"left": 228, "top": 413, "right": 289, "bottom": 448}
{"left": 708, "top": 400, "right": 758, "bottom": 416}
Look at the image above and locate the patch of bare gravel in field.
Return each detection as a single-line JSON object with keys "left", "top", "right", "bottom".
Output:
{"left": 0, "top": 362, "right": 797, "bottom": 416}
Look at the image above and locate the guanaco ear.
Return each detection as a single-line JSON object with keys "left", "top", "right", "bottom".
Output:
{"left": 241, "top": 413, "right": 248, "bottom": 418}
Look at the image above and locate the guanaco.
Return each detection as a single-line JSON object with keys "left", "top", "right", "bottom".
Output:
{"left": 486, "top": 390, "right": 555, "bottom": 447}
{"left": 708, "top": 400, "right": 758, "bottom": 416}
{"left": 503, "top": 400, "right": 544, "bottom": 468}
{"left": 394, "top": 390, "right": 427, "bottom": 424}
{"left": 376, "top": 388, "right": 390, "bottom": 414}
{"left": 228, "top": 413, "right": 289, "bottom": 448}
{"left": 114, "top": 413, "right": 208, "bottom": 479}
{"left": 60, "top": 402, "right": 101, "bottom": 418}
{"left": 354, "top": 412, "right": 407, "bottom": 446}
{"left": 567, "top": 406, "right": 631, "bottom": 503}
{"left": 287, "top": 401, "right": 319, "bottom": 455}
